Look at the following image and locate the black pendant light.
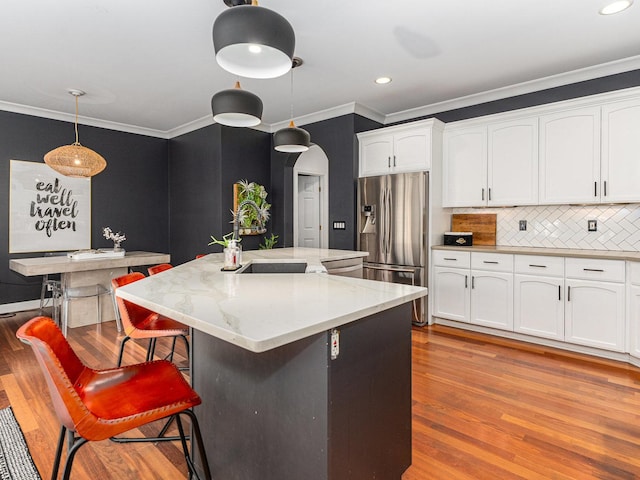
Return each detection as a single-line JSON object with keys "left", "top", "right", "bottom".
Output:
{"left": 213, "top": 0, "right": 295, "bottom": 79}
{"left": 274, "top": 58, "right": 310, "bottom": 153}
{"left": 211, "top": 81, "right": 263, "bottom": 127}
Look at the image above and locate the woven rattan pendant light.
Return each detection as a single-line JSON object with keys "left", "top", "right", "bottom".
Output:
{"left": 44, "top": 90, "right": 106, "bottom": 178}
{"left": 213, "top": 0, "right": 295, "bottom": 79}
{"left": 274, "top": 58, "right": 310, "bottom": 153}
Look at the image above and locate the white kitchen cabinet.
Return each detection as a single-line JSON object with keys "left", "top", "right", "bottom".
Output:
{"left": 432, "top": 251, "right": 513, "bottom": 331}
{"left": 513, "top": 255, "right": 565, "bottom": 341}
{"left": 432, "top": 266, "right": 470, "bottom": 323}
{"left": 358, "top": 119, "right": 443, "bottom": 177}
{"left": 443, "top": 117, "right": 538, "bottom": 207}
{"left": 469, "top": 252, "right": 514, "bottom": 331}
{"left": 564, "top": 258, "right": 625, "bottom": 352}
{"left": 539, "top": 106, "right": 601, "bottom": 204}
{"left": 487, "top": 117, "right": 538, "bottom": 206}
{"left": 432, "top": 250, "right": 471, "bottom": 323}
{"left": 627, "top": 262, "right": 640, "bottom": 358}
{"left": 601, "top": 98, "right": 640, "bottom": 203}
{"left": 442, "top": 125, "right": 487, "bottom": 207}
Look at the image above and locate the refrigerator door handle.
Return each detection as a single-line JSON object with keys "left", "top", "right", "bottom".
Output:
{"left": 363, "top": 264, "right": 417, "bottom": 275}
{"left": 385, "top": 186, "right": 392, "bottom": 256}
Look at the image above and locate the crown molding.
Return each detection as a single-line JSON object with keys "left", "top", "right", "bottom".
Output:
{"left": 0, "top": 100, "right": 170, "bottom": 138}
{"left": 167, "top": 115, "right": 271, "bottom": 138}
{"left": 384, "top": 54, "right": 640, "bottom": 125}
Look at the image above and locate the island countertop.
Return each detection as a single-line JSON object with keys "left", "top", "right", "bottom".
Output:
{"left": 115, "top": 247, "right": 427, "bottom": 353}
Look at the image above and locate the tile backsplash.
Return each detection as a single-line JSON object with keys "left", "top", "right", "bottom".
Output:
{"left": 453, "top": 204, "right": 640, "bottom": 251}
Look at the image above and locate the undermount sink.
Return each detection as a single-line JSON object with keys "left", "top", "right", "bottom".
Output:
{"left": 237, "top": 261, "right": 308, "bottom": 274}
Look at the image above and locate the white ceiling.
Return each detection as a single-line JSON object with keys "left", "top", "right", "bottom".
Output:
{"left": 1, "top": 0, "right": 640, "bottom": 138}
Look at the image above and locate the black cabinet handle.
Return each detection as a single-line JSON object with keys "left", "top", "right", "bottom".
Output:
{"left": 594, "top": 181, "right": 597, "bottom": 197}
{"left": 464, "top": 275, "right": 468, "bottom": 289}
{"left": 529, "top": 264, "right": 547, "bottom": 268}
{"left": 488, "top": 188, "right": 492, "bottom": 201}
{"left": 483, "top": 261, "right": 499, "bottom": 264}
{"left": 558, "top": 285, "right": 561, "bottom": 301}
{"left": 393, "top": 155, "right": 396, "bottom": 167}
{"left": 604, "top": 180, "right": 607, "bottom": 197}
{"left": 481, "top": 188, "right": 485, "bottom": 201}
{"left": 387, "top": 156, "right": 391, "bottom": 168}
{"left": 443, "top": 258, "right": 457, "bottom": 261}
{"left": 583, "top": 268, "right": 604, "bottom": 272}
{"left": 471, "top": 276, "right": 475, "bottom": 289}
{"left": 567, "top": 285, "right": 571, "bottom": 302}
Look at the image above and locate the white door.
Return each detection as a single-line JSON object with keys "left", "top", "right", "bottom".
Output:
{"left": 442, "top": 126, "right": 487, "bottom": 207}
{"left": 539, "top": 106, "right": 601, "bottom": 204}
{"left": 297, "top": 175, "right": 321, "bottom": 248}
{"left": 432, "top": 266, "right": 470, "bottom": 323}
{"left": 514, "top": 274, "right": 564, "bottom": 341}
{"left": 470, "top": 270, "right": 514, "bottom": 331}
{"left": 565, "top": 279, "right": 625, "bottom": 352}
{"left": 487, "top": 117, "right": 538, "bottom": 206}
{"left": 601, "top": 98, "right": 640, "bottom": 203}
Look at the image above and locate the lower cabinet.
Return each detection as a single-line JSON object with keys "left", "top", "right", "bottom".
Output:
{"left": 433, "top": 250, "right": 628, "bottom": 354}
{"left": 564, "top": 258, "right": 625, "bottom": 352}
{"left": 629, "top": 284, "right": 640, "bottom": 358}
{"left": 432, "top": 266, "right": 470, "bottom": 323}
{"left": 564, "top": 279, "right": 625, "bottom": 351}
{"left": 514, "top": 254, "right": 565, "bottom": 341}
{"left": 470, "top": 271, "right": 513, "bottom": 331}
{"left": 514, "top": 274, "right": 564, "bottom": 341}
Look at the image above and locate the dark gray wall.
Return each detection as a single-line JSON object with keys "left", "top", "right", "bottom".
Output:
{"left": 1, "top": 110, "right": 169, "bottom": 304}
{"left": 169, "top": 124, "right": 271, "bottom": 265}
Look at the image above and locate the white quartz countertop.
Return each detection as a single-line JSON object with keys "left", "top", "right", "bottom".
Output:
{"left": 432, "top": 245, "right": 640, "bottom": 262}
{"left": 115, "top": 247, "right": 426, "bottom": 353}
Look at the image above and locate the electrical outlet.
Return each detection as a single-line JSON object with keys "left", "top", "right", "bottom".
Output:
{"left": 588, "top": 220, "right": 597, "bottom": 232}
{"left": 519, "top": 220, "right": 527, "bottom": 231}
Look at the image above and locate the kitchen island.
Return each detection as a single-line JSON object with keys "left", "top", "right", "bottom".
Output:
{"left": 116, "top": 247, "right": 427, "bottom": 480}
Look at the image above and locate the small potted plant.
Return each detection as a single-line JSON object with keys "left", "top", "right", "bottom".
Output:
{"left": 102, "top": 227, "right": 126, "bottom": 251}
{"left": 209, "top": 232, "right": 242, "bottom": 269}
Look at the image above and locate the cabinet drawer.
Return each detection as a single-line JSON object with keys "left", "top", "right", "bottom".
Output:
{"left": 432, "top": 250, "right": 470, "bottom": 268}
{"left": 629, "top": 261, "right": 640, "bottom": 286}
{"left": 515, "top": 255, "right": 564, "bottom": 277}
{"left": 471, "top": 252, "right": 513, "bottom": 272}
{"left": 565, "top": 258, "right": 625, "bottom": 283}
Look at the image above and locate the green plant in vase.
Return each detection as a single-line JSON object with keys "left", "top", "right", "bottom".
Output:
{"left": 208, "top": 232, "right": 240, "bottom": 249}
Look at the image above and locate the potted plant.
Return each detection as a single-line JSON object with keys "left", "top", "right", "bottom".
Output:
{"left": 209, "top": 232, "right": 242, "bottom": 269}
{"left": 235, "top": 179, "right": 270, "bottom": 235}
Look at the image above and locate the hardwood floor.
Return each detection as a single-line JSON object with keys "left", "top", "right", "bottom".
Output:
{"left": 2, "top": 309, "right": 640, "bottom": 479}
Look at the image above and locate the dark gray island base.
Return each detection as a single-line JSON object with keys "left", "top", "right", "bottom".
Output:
{"left": 192, "top": 303, "right": 412, "bottom": 480}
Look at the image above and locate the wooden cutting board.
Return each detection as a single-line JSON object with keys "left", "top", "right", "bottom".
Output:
{"left": 451, "top": 214, "right": 497, "bottom": 246}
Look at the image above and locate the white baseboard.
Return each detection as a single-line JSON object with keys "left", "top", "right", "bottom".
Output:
{"left": 0, "top": 300, "right": 40, "bottom": 315}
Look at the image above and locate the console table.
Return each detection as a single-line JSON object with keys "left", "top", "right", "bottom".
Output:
{"left": 9, "top": 251, "right": 170, "bottom": 329}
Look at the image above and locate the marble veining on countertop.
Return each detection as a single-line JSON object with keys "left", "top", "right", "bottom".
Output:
{"left": 432, "top": 244, "right": 640, "bottom": 262}
{"left": 115, "top": 248, "right": 425, "bottom": 353}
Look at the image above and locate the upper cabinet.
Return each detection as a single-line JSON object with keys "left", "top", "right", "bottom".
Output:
{"left": 488, "top": 117, "right": 538, "bottom": 206}
{"left": 539, "top": 107, "right": 601, "bottom": 204}
{"left": 443, "top": 87, "right": 640, "bottom": 208}
{"left": 442, "top": 125, "right": 487, "bottom": 207}
{"left": 358, "top": 119, "right": 444, "bottom": 177}
{"left": 601, "top": 98, "right": 640, "bottom": 203}
{"left": 443, "top": 117, "right": 538, "bottom": 207}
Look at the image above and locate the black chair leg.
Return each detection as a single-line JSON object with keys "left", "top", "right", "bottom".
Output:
{"left": 179, "top": 410, "right": 212, "bottom": 480}
{"left": 146, "top": 338, "right": 157, "bottom": 362}
{"left": 116, "top": 336, "right": 131, "bottom": 367}
{"left": 61, "top": 434, "right": 88, "bottom": 480}
{"left": 51, "top": 426, "right": 66, "bottom": 480}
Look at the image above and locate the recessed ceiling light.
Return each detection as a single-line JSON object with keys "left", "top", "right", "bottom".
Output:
{"left": 375, "top": 77, "right": 392, "bottom": 85}
{"left": 599, "top": 0, "right": 633, "bottom": 15}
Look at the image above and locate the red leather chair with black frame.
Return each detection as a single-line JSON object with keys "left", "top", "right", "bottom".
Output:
{"left": 111, "top": 272, "right": 189, "bottom": 368}
{"left": 16, "top": 316, "right": 211, "bottom": 480}
{"left": 147, "top": 263, "right": 173, "bottom": 276}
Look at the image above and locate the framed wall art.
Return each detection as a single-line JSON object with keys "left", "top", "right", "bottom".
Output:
{"left": 9, "top": 159, "right": 91, "bottom": 253}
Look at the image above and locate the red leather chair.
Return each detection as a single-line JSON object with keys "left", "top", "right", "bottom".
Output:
{"left": 147, "top": 263, "right": 173, "bottom": 275}
{"left": 111, "top": 272, "right": 189, "bottom": 368}
{"left": 16, "top": 316, "right": 211, "bottom": 480}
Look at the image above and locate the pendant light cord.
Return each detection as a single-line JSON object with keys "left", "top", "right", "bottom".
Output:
{"left": 74, "top": 94, "right": 80, "bottom": 146}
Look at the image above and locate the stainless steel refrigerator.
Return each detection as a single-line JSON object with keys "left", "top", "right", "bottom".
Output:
{"left": 357, "top": 171, "right": 428, "bottom": 325}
